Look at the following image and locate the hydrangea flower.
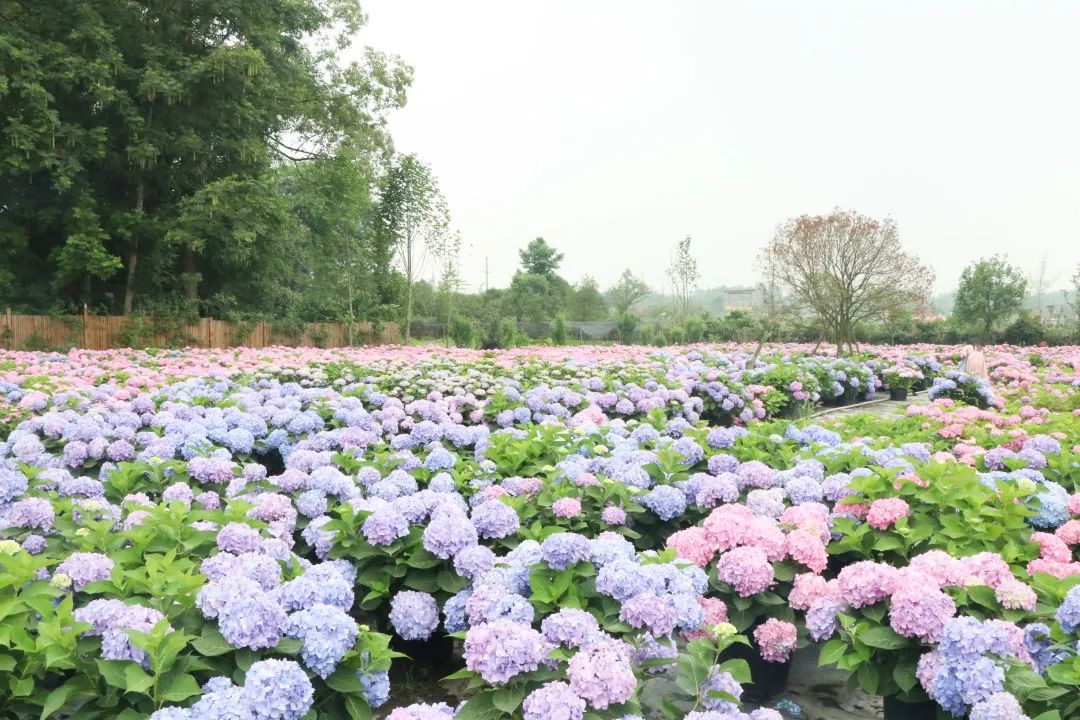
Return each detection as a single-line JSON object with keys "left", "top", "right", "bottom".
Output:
{"left": 567, "top": 636, "right": 637, "bottom": 709}
{"left": 522, "top": 681, "right": 587, "bottom": 720}
{"left": 464, "top": 620, "right": 549, "bottom": 684}
{"left": 286, "top": 604, "right": 358, "bottom": 678}
{"left": 389, "top": 591, "right": 439, "bottom": 640}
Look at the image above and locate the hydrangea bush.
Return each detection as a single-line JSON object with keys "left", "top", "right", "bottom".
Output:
{"left": 0, "top": 343, "right": 1077, "bottom": 720}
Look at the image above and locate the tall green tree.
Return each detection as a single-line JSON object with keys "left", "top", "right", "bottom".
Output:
{"left": 378, "top": 154, "right": 449, "bottom": 341}
{"left": 0, "top": 0, "right": 409, "bottom": 314}
{"left": 569, "top": 276, "right": 608, "bottom": 320}
{"left": 518, "top": 237, "right": 563, "bottom": 277}
{"left": 606, "top": 269, "right": 651, "bottom": 316}
{"left": 506, "top": 273, "right": 567, "bottom": 322}
{"left": 953, "top": 255, "right": 1028, "bottom": 344}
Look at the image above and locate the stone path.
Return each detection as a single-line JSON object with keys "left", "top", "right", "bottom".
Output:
{"left": 810, "top": 391, "right": 931, "bottom": 422}
{"left": 769, "top": 647, "right": 882, "bottom": 719}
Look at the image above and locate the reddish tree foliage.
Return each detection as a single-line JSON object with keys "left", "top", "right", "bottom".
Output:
{"left": 759, "top": 209, "right": 933, "bottom": 353}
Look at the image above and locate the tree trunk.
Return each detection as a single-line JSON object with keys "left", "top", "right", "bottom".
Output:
{"left": 403, "top": 230, "right": 414, "bottom": 342}
{"left": 183, "top": 246, "right": 198, "bottom": 302}
{"left": 404, "top": 280, "right": 413, "bottom": 342}
{"left": 346, "top": 269, "right": 355, "bottom": 346}
{"left": 80, "top": 274, "right": 91, "bottom": 307}
{"left": 123, "top": 178, "right": 145, "bottom": 315}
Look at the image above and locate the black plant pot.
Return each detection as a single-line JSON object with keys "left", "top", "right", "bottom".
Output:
{"left": 889, "top": 387, "right": 908, "bottom": 401}
{"left": 718, "top": 633, "right": 791, "bottom": 702}
{"left": 883, "top": 696, "right": 938, "bottom": 720}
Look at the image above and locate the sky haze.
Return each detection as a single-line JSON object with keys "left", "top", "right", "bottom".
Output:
{"left": 360, "top": 0, "right": 1080, "bottom": 295}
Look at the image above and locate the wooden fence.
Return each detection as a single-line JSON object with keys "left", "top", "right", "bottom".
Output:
{"left": 0, "top": 309, "right": 401, "bottom": 350}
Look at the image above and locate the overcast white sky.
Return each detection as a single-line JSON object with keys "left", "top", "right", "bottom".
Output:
{"left": 359, "top": 0, "right": 1080, "bottom": 295}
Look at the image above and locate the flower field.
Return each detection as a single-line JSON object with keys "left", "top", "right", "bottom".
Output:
{"left": 0, "top": 344, "right": 1078, "bottom": 720}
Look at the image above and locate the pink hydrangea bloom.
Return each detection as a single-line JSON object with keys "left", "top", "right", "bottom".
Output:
{"left": 888, "top": 574, "right": 955, "bottom": 643}
{"left": 744, "top": 517, "right": 786, "bottom": 561}
{"left": 753, "top": 619, "right": 797, "bottom": 663}
{"left": 1026, "top": 558, "right": 1080, "bottom": 579}
{"left": 666, "top": 527, "right": 715, "bottom": 568}
{"left": 994, "top": 578, "right": 1037, "bottom": 611}
{"left": 784, "top": 529, "right": 828, "bottom": 574}
{"left": 788, "top": 573, "right": 838, "bottom": 611}
{"left": 715, "top": 546, "right": 774, "bottom": 597}
{"left": 1055, "top": 520, "right": 1080, "bottom": 546}
{"left": 866, "top": 498, "right": 910, "bottom": 530}
{"left": 552, "top": 497, "right": 582, "bottom": 519}
{"left": 963, "top": 552, "right": 1013, "bottom": 588}
{"left": 703, "top": 504, "right": 754, "bottom": 552}
{"left": 1032, "top": 532, "right": 1071, "bottom": 563}
{"left": 836, "top": 561, "right": 898, "bottom": 608}
{"left": 908, "top": 550, "right": 968, "bottom": 588}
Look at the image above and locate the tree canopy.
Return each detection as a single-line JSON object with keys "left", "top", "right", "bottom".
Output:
{"left": 607, "top": 269, "right": 651, "bottom": 316}
{"left": 0, "top": 0, "right": 409, "bottom": 318}
{"left": 760, "top": 208, "right": 933, "bottom": 352}
{"left": 518, "top": 237, "right": 564, "bottom": 277}
{"left": 953, "top": 255, "right": 1028, "bottom": 344}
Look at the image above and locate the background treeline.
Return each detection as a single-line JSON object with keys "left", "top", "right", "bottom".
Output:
{"left": 4, "top": 2, "right": 1080, "bottom": 350}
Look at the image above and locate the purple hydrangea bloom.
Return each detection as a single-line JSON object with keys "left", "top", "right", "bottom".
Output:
{"left": 541, "top": 608, "right": 601, "bottom": 648}
{"left": 471, "top": 500, "right": 520, "bottom": 539}
{"left": 522, "top": 681, "right": 586, "bottom": 720}
{"left": 453, "top": 545, "right": 497, "bottom": 580}
{"left": 423, "top": 506, "right": 478, "bottom": 559}
{"left": 219, "top": 591, "right": 288, "bottom": 650}
{"left": 56, "top": 552, "right": 114, "bottom": 590}
{"left": 567, "top": 636, "right": 637, "bottom": 709}
{"left": 619, "top": 592, "right": 678, "bottom": 636}
{"left": 286, "top": 603, "right": 358, "bottom": 678}
{"left": 639, "top": 485, "right": 687, "bottom": 521}
{"left": 464, "top": 620, "right": 549, "bottom": 684}
{"left": 362, "top": 506, "right": 409, "bottom": 546}
{"left": 1056, "top": 585, "right": 1080, "bottom": 634}
{"left": 541, "top": 532, "right": 591, "bottom": 570}
{"left": 389, "top": 591, "right": 439, "bottom": 640}
{"left": 217, "top": 523, "right": 262, "bottom": 554}
{"left": 242, "top": 659, "right": 314, "bottom": 720}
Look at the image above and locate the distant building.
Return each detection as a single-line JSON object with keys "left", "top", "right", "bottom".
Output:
{"left": 722, "top": 287, "right": 757, "bottom": 313}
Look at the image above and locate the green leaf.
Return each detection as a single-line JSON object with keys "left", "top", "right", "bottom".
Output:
{"left": 13, "top": 676, "right": 35, "bottom": 697}
{"left": 39, "top": 676, "right": 91, "bottom": 719}
{"left": 893, "top": 663, "right": 917, "bottom": 694}
{"left": 455, "top": 692, "right": 501, "bottom": 720}
{"left": 160, "top": 673, "right": 201, "bottom": 702}
{"left": 818, "top": 639, "right": 847, "bottom": 667}
{"left": 492, "top": 687, "right": 526, "bottom": 714}
{"left": 325, "top": 667, "right": 365, "bottom": 693}
{"left": 124, "top": 664, "right": 154, "bottom": 694}
{"left": 858, "top": 626, "right": 908, "bottom": 650}
{"left": 1033, "top": 711, "right": 1062, "bottom": 720}
{"left": 275, "top": 637, "right": 302, "bottom": 654}
{"left": 344, "top": 695, "right": 373, "bottom": 720}
{"left": 191, "top": 627, "right": 234, "bottom": 657}
{"left": 96, "top": 659, "right": 129, "bottom": 690}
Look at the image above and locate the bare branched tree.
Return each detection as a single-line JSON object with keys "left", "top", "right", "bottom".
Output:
{"left": 759, "top": 208, "right": 933, "bottom": 354}
{"left": 668, "top": 236, "right": 699, "bottom": 320}
{"left": 1030, "top": 252, "right": 1055, "bottom": 319}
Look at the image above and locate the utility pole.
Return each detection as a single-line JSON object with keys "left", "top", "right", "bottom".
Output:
{"left": 483, "top": 257, "right": 490, "bottom": 293}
